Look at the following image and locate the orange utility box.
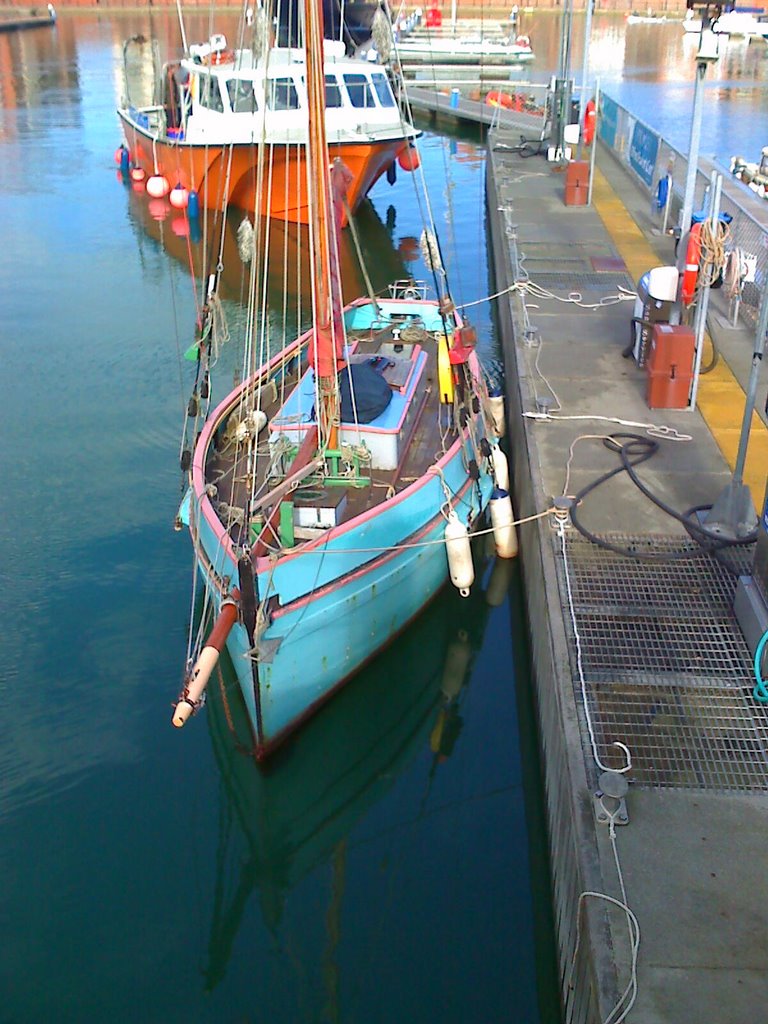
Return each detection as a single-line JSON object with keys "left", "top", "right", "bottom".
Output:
{"left": 564, "top": 160, "right": 589, "bottom": 206}
{"left": 646, "top": 323, "right": 695, "bottom": 409}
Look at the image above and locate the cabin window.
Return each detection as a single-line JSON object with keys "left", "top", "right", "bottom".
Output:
{"left": 227, "top": 78, "right": 258, "bottom": 113}
{"left": 200, "top": 75, "right": 225, "bottom": 113}
{"left": 267, "top": 77, "right": 300, "bottom": 111}
{"left": 343, "top": 74, "right": 375, "bottom": 109}
{"left": 371, "top": 72, "right": 396, "bottom": 108}
{"left": 324, "top": 74, "right": 343, "bottom": 108}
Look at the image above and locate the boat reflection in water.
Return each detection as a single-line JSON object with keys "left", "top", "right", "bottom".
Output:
{"left": 202, "top": 548, "right": 508, "bottom": 990}
{"left": 124, "top": 183, "right": 411, "bottom": 311}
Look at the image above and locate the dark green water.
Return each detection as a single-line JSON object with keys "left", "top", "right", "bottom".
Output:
{"left": 0, "top": 13, "right": 559, "bottom": 1022}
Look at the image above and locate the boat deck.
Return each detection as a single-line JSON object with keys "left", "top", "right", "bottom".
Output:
{"left": 203, "top": 315, "right": 457, "bottom": 551}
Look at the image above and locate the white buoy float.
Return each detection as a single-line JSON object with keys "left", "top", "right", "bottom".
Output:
{"left": 444, "top": 511, "right": 474, "bottom": 596}
{"left": 488, "top": 444, "right": 510, "bottom": 492}
{"left": 172, "top": 598, "right": 239, "bottom": 727}
{"left": 490, "top": 487, "right": 518, "bottom": 559}
{"left": 487, "top": 385, "right": 506, "bottom": 438}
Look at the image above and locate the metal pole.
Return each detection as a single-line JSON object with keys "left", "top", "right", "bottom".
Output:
{"left": 680, "top": 24, "right": 713, "bottom": 235}
{"left": 587, "top": 76, "right": 600, "bottom": 207}
{"left": 579, "top": 0, "right": 594, "bottom": 122}
{"left": 688, "top": 171, "right": 721, "bottom": 410}
{"left": 703, "top": 279, "right": 767, "bottom": 538}
{"left": 732, "top": 284, "right": 768, "bottom": 488}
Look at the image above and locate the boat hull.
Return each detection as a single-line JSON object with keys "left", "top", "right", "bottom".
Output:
{"left": 118, "top": 115, "right": 408, "bottom": 223}
{"left": 184, "top": 297, "right": 496, "bottom": 755}
{"left": 191, "top": 443, "right": 491, "bottom": 758}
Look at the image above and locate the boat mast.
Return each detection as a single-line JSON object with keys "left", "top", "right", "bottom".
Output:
{"left": 303, "top": 0, "right": 347, "bottom": 450}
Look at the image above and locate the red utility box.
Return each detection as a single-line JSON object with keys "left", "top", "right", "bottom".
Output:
{"left": 646, "top": 323, "right": 695, "bottom": 409}
{"left": 564, "top": 160, "right": 589, "bottom": 206}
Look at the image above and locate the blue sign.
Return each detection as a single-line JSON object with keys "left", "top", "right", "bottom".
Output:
{"left": 629, "top": 121, "right": 660, "bottom": 187}
{"left": 599, "top": 95, "right": 618, "bottom": 149}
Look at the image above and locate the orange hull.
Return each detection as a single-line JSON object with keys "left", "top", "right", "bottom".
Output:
{"left": 118, "top": 117, "right": 407, "bottom": 225}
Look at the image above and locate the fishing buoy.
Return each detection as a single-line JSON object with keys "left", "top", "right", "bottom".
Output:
{"left": 172, "top": 599, "right": 238, "bottom": 727}
{"left": 129, "top": 165, "right": 146, "bottom": 183}
{"left": 488, "top": 385, "right": 506, "bottom": 438}
{"left": 169, "top": 183, "right": 189, "bottom": 209}
{"left": 398, "top": 145, "right": 420, "bottom": 172}
{"left": 146, "top": 174, "right": 170, "bottom": 198}
{"left": 490, "top": 487, "right": 518, "bottom": 559}
{"left": 115, "top": 145, "right": 130, "bottom": 175}
{"left": 444, "top": 511, "right": 474, "bottom": 597}
{"left": 488, "top": 444, "right": 510, "bottom": 492}
{"left": 187, "top": 189, "right": 200, "bottom": 220}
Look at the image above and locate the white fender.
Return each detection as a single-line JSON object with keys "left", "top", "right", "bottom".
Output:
{"left": 444, "top": 511, "right": 474, "bottom": 597}
{"left": 488, "top": 386, "right": 506, "bottom": 438}
{"left": 490, "top": 488, "right": 518, "bottom": 559}
{"left": 489, "top": 445, "right": 510, "bottom": 492}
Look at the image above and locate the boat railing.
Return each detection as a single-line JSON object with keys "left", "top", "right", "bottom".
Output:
{"left": 597, "top": 90, "right": 768, "bottom": 336}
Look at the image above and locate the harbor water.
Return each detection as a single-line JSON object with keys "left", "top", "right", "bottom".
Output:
{"left": 1, "top": 10, "right": 765, "bottom": 1021}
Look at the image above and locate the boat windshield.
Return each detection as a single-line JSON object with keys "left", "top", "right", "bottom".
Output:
{"left": 370, "top": 72, "right": 396, "bottom": 108}
{"left": 226, "top": 78, "right": 259, "bottom": 112}
{"left": 343, "top": 73, "right": 375, "bottom": 109}
{"left": 325, "top": 74, "right": 343, "bottom": 108}
{"left": 267, "top": 76, "right": 300, "bottom": 111}
{"left": 199, "top": 75, "right": 225, "bottom": 112}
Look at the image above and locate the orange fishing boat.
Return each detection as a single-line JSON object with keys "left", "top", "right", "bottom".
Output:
{"left": 117, "top": 32, "right": 418, "bottom": 225}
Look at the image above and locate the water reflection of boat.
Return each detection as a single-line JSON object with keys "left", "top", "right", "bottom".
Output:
{"left": 125, "top": 188, "right": 410, "bottom": 308}
{"left": 203, "top": 559, "right": 494, "bottom": 987}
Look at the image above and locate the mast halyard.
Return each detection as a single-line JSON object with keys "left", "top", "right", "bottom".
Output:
{"left": 303, "top": 0, "right": 349, "bottom": 451}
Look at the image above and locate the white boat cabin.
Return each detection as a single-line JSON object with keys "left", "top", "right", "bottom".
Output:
{"left": 160, "top": 35, "right": 405, "bottom": 144}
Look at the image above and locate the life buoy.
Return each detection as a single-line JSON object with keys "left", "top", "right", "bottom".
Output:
{"left": 205, "top": 49, "right": 235, "bottom": 66}
{"left": 681, "top": 222, "right": 702, "bottom": 305}
{"left": 583, "top": 98, "right": 597, "bottom": 146}
{"left": 485, "top": 90, "right": 514, "bottom": 109}
{"left": 514, "top": 34, "right": 531, "bottom": 48}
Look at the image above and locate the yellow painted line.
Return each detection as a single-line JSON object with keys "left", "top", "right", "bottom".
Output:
{"left": 591, "top": 165, "right": 768, "bottom": 505}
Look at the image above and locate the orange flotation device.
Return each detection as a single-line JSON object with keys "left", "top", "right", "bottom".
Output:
{"left": 485, "top": 90, "right": 514, "bottom": 109}
{"left": 681, "top": 222, "right": 702, "bottom": 305}
{"left": 583, "top": 98, "right": 597, "bottom": 146}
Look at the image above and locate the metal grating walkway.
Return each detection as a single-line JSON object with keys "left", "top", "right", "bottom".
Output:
{"left": 557, "top": 534, "right": 768, "bottom": 792}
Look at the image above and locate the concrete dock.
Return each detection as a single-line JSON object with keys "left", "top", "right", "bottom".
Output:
{"left": 485, "top": 131, "right": 768, "bottom": 1021}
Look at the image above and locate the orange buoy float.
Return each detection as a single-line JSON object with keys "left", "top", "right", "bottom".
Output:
{"left": 129, "top": 165, "right": 146, "bottom": 183}
{"left": 172, "top": 598, "right": 239, "bottom": 727}
{"left": 583, "top": 98, "right": 597, "bottom": 146}
{"left": 146, "top": 174, "right": 170, "bottom": 198}
{"left": 485, "top": 90, "right": 514, "bottom": 109}
{"left": 398, "top": 145, "right": 420, "bottom": 172}
{"left": 681, "top": 222, "right": 702, "bottom": 305}
{"left": 169, "top": 183, "right": 189, "bottom": 209}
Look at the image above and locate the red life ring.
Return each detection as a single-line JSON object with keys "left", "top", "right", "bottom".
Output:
{"left": 583, "top": 98, "right": 597, "bottom": 146}
{"left": 514, "top": 34, "right": 531, "bottom": 48}
{"left": 681, "top": 222, "right": 702, "bottom": 305}
{"left": 205, "top": 49, "right": 235, "bottom": 66}
{"left": 485, "top": 90, "right": 514, "bottom": 109}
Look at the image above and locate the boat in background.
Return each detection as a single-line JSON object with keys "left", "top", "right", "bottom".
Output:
{"left": 117, "top": 30, "right": 417, "bottom": 225}
{"left": 683, "top": 6, "right": 768, "bottom": 35}
{"left": 391, "top": 29, "right": 534, "bottom": 64}
{"left": 0, "top": 3, "right": 55, "bottom": 32}
{"left": 730, "top": 148, "right": 768, "bottom": 197}
{"left": 168, "top": 0, "right": 510, "bottom": 758}
{"left": 626, "top": 12, "right": 670, "bottom": 24}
